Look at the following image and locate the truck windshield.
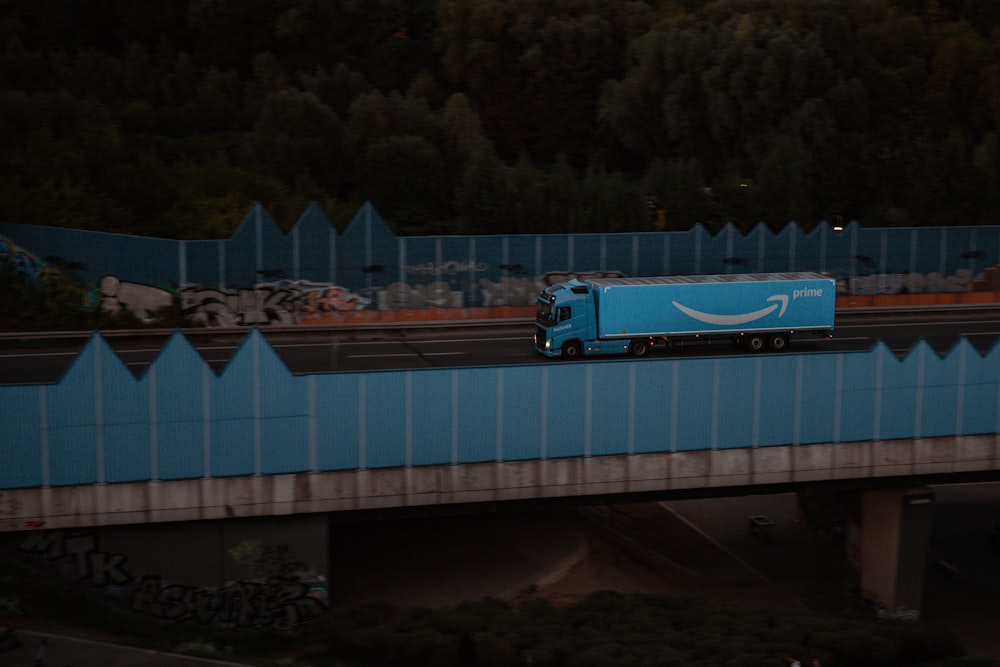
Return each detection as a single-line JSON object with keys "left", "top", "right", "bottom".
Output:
{"left": 536, "top": 300, "right": 555, "bottom": 326}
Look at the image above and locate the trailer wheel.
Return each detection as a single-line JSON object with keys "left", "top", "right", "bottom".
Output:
{"left": 562, "top": 341, "right": 583, "bottom": 360}
{"left": 629, "top": 339, "right": 650, "bottom": 357}
{"left": 745, "top": 334, "right": 766, "bottom": 352}
{"left": 768, "top": 334, "right": 789, "bottom": 352}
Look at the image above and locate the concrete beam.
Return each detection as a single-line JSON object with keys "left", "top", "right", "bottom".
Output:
{"left": 1, "top": 435, "right": 998, "bottom": 532}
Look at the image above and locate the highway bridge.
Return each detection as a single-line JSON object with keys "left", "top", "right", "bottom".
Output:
{"left": 1, "top": 308, "right": 999, "bottom": 623}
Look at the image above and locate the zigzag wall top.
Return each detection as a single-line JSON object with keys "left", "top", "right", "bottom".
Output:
{"left": 3, "top": 204, "right": 1000, "bottom": 316}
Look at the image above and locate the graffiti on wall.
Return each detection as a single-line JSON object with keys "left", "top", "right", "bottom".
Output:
{"left": 19, "top": 530, "right": 327, "bottom": 628}
{"left": 99, "top": 275, "right": 175, "bottom": 322}
{"left": 841, "top": 268, "right": 977, "bottom": 295}
{"left": 0, "top": 234, "right": 57, "bottom": 284}
{"left": 180, "top": 280, "right": 370, "bottom": 326}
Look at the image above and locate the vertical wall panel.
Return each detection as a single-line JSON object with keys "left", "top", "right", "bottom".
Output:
{"left": 153, "top": 334, "right": 208, "bottom": 480}
{"left": 409, "top": 370, "right": 454, "bottom": 466}
{"left": 587, "top": 363, "right": 632, "bottom": 456}
{"left": 455, "top": 368, "right": 500, "bottom": 463}
{"left": 917, "top": 342, "right": 961, "bottom": 438}
{"left": 208, "top": 337, "right": 256, "bottom": 477}
{"left": 0, "top": 387, "right": 43, "bottom": 488}
{"left": 5, "top": 329, "right": 1000, "bottom": 492}
{"left": 753, "top": 355, "right": 799, "bottom": 447}
{"left": 878, "top": 344, "right": 921, "bottom": 441}
{"left": 837, "top": 345, "right": 880, "bottom": 442}
{"left": 257, "top": 334, "right": 310, "bottom": 474}
{"left": 363, "top": 373, "right": 407, "bottom": 469}
{"left": 795, "top": 353, "right": 841, "bottom": 445}
{"left": 631, "top": 361, "right": 674, "bottom": 453}
{"left": 46, "top": 338, "right": 100, "bottom": 486}
{"left": 542, "top": 365, "right": 588, "bottom": 459}
{"left": 959, "top": 341, "right": 1000, "bottom": 435}
{"left": 715, "top": 357, "right": 760, "bottom": 449}
{"left": 313, "top": 375, "right": 361, "bottom": 471}
{"left": 101, "top": 344, "right": 151, "bottom": 483}
{"left": 498, "top": 366, "right": 544, "bottom": 461}
{"left": 673, "top": 358, "right": 716, "bottom": 451}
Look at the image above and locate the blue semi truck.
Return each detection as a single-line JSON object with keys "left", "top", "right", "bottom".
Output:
{"left": 534, "top": 272, "right": 836, "bottom": 359}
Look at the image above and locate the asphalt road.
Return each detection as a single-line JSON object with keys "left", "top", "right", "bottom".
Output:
{"left": 3, "top": 309, "right": 1000, "bottom": 383}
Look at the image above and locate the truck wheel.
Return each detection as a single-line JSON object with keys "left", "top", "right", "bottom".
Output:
{"left": 768, "top": 334, "right": 789, "bottom": 351}
{"left": 629, "top": 339, "right": 650, "bottom": 357}
{"left": 745, "top": 334, "right": 766, "bottom": 352}
{"left": 562, "top": 341, "right": 583, "bottom": 360}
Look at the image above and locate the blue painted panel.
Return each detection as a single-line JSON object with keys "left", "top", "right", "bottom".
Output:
{"left": 0, "top": 387, "right": 42, "bottom": 488}
{"left": 826, "top": 229, "right": 857, "bottom": 279}
{"left": 917, "top": 343, "right": 960, "bottom": 438}
{"left": 905, "top": 228, "right": 935, "bottom": 276}
{"left": 668, "top": 227, "right": 704, "bottom": 275}
{"left": 960, "top": 343, "right": 1000, "bottom": 434}
{"left": 151, "top": 334, "right": 207, "bottom": 479}
{"left": 183, "top": 240, "right": 223, "bottom": 287}
{"left": 604, "top": 234, "right": 635, "bottom": 275}
{"left": 340, "top": 203, "right": 400, "bottom": 291}
{"left": 472, "top": 236, "right": 506, "bottom": 300}
{"left": 837, "top": 348, "right": 880, "bottom": 442}
{"left": 702, "top": 224, "right": 739, "bottom": 276}
{"left": 543, "top": 365, "right": 587, "bottom": 459}
{"left": 795, "top": 354, "right": 839, "bottom": 444}
{"left": 261, "top": 416, "right": 310, "bottom": 473}
{"left": 292, "top": 203, "right": 336, "bottom": 281}
{"left": 715, "top": 357, "right": 759, "bottom": 449}
{"left": 258, "top": 342, "right": 304, "bottom": 420}
{"left": 498, "top": 367, "right": 543, "bottom": 461}
{"left": 540, "top": 235, "right": 570, "bottom": 276}
{"left": 796, "top": 226, "right": 829, "bottom": 273}
{"left": 157, "top": 420, "right": 205, "bottom": 480}
{"left": 673, "top": 358, "right": 716, "bottom": 451}
{"left": 456, "top": 368, "right": 499, "bottom": 463}
{"left": 152, "top": 334, "right": 208, "bottom": 416}
{"left": 632, "top": 361, "right": 673, "bottom": 453}
{"left": 101, "top": 355, "right": 147, "bottom": 426}
{"left": 226, "top": 208, "right": 264, "bottom": 288}
{"left": 589, "top": 363, "right": 632, "bottom": 456}
{"left": 104, "top": 423, "right": 151, "bottom": 482}
{"left": 364, "top": 373, "right": 406, "bottom": 469}
{"left": 211, "top": 339, "right": 257, "bottom": 422}
{"left": 502, "top": 235, "right": 541, "bottom": 288}
{"left": 634, "top": 233, "right": 665, "bottom": 276}
{"left": 571, "top": 234, "right": 604, "bottom": 273}
{"left": 210, "top": 419, "right": 255, "bottom": 476}
{"left": 410, "top": 371, "right": 453, "bottom": 466}
{"left": 314, "top": 375, "right": 361, "bottom": 471}
{"left": 753, "top": 355, "right": 798, "bottom": 447}
{"left": 399, "top": 237, "right": 436, "bottom": 284}
{"left": 760, "top": 227, "right": 789, "bottom": 274}
{"left": 878, "top": 344, "right": 919, "bottom": 441}
{"left": 48, "top": 426, "right": 97, "bottom": 485}
{"left": 436, "top": 237, "right": 479, "bottom": 305}
{"left": 49, "top": 338, "right": 99, "bottom": 427}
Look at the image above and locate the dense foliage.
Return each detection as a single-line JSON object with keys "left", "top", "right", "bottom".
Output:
{"left": 2, "top": 0, "right": 999, "bottom": 238}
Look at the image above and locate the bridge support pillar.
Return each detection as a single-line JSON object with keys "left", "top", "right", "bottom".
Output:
{"left": 852, "top": 487, "right": 934, "bottom": 618}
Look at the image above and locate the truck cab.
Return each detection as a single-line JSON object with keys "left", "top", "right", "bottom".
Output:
{"left": 534, "top": 280, "right": 631, "bottom": 358}
{"left": 535, "top": 280, "right": 589, "bottom": 358}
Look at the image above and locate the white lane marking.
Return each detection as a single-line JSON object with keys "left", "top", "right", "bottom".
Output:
{"left": 349, "top": 352, "right": 465, "bottom": 359}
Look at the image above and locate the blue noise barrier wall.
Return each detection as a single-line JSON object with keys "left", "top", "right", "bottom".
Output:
{"left": 3, "top": 204, "right": 999, "bottom": 305}
{"left": 2, "top": 331, "right": 998, "bottom": 490}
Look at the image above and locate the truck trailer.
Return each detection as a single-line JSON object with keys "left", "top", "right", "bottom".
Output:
{"left": 534, "top": 272, "right": 836, "bottom": 359}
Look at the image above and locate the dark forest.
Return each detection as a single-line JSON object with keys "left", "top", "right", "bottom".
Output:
{"left": 2, "top": 0, "right": 999, "bottom": 238}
